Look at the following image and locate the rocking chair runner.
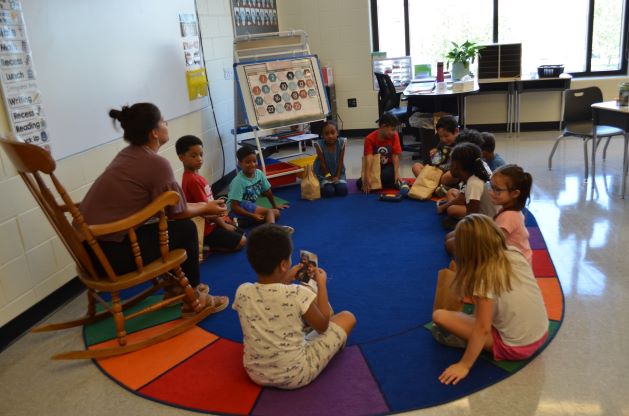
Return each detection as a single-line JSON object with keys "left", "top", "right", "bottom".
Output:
{"left": 0, "top": 139, "right": 224, "bottom": 360}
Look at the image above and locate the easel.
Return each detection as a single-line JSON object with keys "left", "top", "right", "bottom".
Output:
{"left": 233, "top": 30, "right": 330, "bottom": 179}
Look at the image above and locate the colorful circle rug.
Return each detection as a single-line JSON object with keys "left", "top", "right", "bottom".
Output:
{"left": 84, "top": 186, "right": 563, "bottom": 415}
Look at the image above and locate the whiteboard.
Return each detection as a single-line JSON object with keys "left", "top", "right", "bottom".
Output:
{"left": 235, "top": 56, "right": 330, "bottom": 129}
{"left": 20, "top": 0, "right": 209, "bottom": 160}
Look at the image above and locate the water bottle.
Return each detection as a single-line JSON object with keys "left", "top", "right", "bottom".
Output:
{"left": 436, "top": 62, "right": 445, "bottom": 82}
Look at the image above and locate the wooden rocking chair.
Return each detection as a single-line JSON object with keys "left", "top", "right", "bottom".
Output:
{"left": 0, "top": 139, "right": 221, "bottom": 360}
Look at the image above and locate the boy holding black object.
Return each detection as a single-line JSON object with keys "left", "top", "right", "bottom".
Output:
{"left": 227, "top": 147, "right": 292, "bottom": 232}
{"left": 176, "top": 135, "right": 246, "bottom": 252}
{"left": 233, "top": 225, "right": 356, "bottom": 389}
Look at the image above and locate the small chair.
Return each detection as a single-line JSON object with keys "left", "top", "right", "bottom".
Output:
{"left": 548, "top": 87, "right": 624, "bottom": 180}
{"left": 374, "top": 72, "right": 421, "bottom": 155}
{"left": 0, "top": 139, "right": 218, "bottom": 360}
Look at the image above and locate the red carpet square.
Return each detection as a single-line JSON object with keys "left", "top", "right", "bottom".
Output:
{"left": 532, "top": 250, "right": 556, "bottom": 277}
{"left": 91, "top": 321, "right": 218, "bottom": 390}
{"left": 139, "top": 338, "right": 261, "bottom": 414}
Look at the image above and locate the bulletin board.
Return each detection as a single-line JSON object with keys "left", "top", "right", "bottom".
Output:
{"left": 234, "top": 55, "right": 330, "bottom": 129}
{"left": 14, "top": 0, "right": 209, "bottom": 160}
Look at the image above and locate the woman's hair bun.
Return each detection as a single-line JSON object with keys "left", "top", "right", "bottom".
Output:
{"left": 109, "top": 105, "right": 131, "bottom": 127}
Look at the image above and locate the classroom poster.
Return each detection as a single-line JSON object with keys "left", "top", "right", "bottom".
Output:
{"left": 232, "top": 0, "right": 278, "bottom": 36}
{"left": 0, "top": 1, "right": 50, "bottom": 151}
{"left": 240, "top": 57, "right": 327, "bottom": 129}
{"left": 179, "top": 13, "right": 208, "bottom": 100}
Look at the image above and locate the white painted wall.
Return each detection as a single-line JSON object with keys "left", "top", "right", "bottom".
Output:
{"left": 0, "top": 0, "right": 236, "bottom": 326}
{"left": 277, "top": 0, "right": 629, "bottom": 130}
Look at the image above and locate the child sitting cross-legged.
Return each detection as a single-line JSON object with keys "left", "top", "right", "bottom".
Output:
{"left": 490, "top": 164, "right": 533, "bottom": 266}
{"left": 480, "top": 132, "right": 506, "bottom": 171}
{"left": 227, "top": 147, "right": 291, "bottom": 231}
{"left": 356, "top": 112, "right": 403, "bottom": 192}
{"left": 432, "top": 214, "right": 548, "bottom": 385}
{"left": 313, "top": 120, "right": 348, "bottom": 198}
{"left": 176, "top": 135, "right": 246, "bottom": 252}
{"left": 412, "top": 115, "right": 460, "bottom": 187}
{"left": 233, "top": 224, "right": 356, "bottom": 389}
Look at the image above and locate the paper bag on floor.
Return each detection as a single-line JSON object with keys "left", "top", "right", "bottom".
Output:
{"left": 301, "top": 164, "right": 321, "bottom": 200}
{"left": 433, "top": 266, "right": 463, "bottom": 312}
{"left": 361, "top": 156, "right": 382, "bottom": 190}
{"left": 409, "top": 165, "right": 443, "bottom": 200}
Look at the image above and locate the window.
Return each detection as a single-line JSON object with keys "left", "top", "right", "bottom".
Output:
{"left": 371, "top": 0, "right": 628, "bottom": 77}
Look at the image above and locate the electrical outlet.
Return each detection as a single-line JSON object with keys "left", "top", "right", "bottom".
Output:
{"left": 223, "top": 68, "right": 233, "bottom": 80}
{"left": 348, "top": 98, "right": 357, "bottom": 108}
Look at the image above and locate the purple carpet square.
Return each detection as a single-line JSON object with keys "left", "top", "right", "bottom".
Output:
{"left": 252, "top": 346, "right": 389, "bottom": 416}
{"left": 528, "top": 226, "right": 546, "bottom": 250}
{"left": 346, "top": 178, "right": 362, "bottom": 194}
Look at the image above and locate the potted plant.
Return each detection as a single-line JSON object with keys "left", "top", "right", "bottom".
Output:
{"left": 446, "top": 41, "right": 484, "bottom": 81}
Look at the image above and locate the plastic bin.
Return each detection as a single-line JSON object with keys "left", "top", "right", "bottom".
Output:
{"left": 289, "top": 155, "right": 317, "bottom": 178}
{"left": 265, "top": 161, "right": 300, "bottom": 187}
{"left": 537, "top": 65, "right": 564, "bottom": 78}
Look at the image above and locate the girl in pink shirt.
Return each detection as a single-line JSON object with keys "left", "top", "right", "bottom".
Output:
{"left": 489, "top": 164, "right": 533, "bottom": 265}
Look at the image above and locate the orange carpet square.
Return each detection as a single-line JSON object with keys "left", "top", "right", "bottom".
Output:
{"left": 536, "top": 277, "right": 564, "bottom": 321}
{"left": 532, "top": 250, "right": 556, "bottom": 277}
{"left": 91, "top": 320, "right": 218, "bottom": 390}
{"left": 139, "top": 338, "right": 261, "bottom": 414}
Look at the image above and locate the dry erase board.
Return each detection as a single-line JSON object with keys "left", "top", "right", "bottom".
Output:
{"left": 235, "top": 56, "right": 329, "bottom": 129}
{"left": 20, "top": 0, "right": 209, "bottom": 160}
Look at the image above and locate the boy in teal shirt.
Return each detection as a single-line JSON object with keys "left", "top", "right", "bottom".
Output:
{"left": 228, "top": 147, "right": 292, "bottom": 230}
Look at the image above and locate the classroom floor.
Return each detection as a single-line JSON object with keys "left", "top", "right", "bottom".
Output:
{"left": 1, "top": 131, "right": 628, "bottom": 416}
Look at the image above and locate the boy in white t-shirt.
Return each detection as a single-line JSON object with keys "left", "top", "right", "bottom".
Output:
{"left": 233, "top": 224, "right": 356, "bottom": 389}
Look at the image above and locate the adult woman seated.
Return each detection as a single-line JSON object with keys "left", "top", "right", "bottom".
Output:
{"left": 79, "top": 102, "right": 227, "bottom": 312}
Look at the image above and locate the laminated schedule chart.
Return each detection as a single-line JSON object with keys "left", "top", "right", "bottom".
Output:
{"left": 0, "top": 1, "right": 50, "bottom": 151}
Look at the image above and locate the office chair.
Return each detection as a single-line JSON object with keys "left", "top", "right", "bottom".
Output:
{"left": 374, "top": 72, "right": 421, "bottom": 156}
{"left": 548, "top": 86, "right": 624, "bottom": 181}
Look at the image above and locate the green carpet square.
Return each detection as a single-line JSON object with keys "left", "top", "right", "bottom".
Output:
{"left": 423, "top": 319, "right": 560, "bottom": 373}
{"left": 486, "top": 320, "right": 560, "bottom": 372}
{"left": 84, "top": 296, "right": 181, "bottom": 346}
{"left": 255, "top": 195, "right": 289, "bottom": 208}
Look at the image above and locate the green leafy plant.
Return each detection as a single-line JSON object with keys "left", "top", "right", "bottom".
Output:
{"left": 446, "top": 41, "right": 484, "bottom": 69}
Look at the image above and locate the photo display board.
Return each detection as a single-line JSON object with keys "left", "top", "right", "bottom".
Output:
{"left": 235, "top": 56, "right": 329, "bottom": 129}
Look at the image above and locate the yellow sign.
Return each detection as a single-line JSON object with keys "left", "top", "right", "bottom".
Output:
{"left": 186, "top": 69, "right": 208, "bottom": 101}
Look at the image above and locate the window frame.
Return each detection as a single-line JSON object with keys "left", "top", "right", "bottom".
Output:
{"left": 370, "top": 0, "right": 629, "bottom": 77}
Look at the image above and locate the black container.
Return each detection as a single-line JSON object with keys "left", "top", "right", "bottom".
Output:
{"left": 537, "top": 65, "right": 564, "bottom": 78}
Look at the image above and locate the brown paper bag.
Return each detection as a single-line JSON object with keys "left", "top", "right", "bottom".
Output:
{"left": 433, "top": 266, "right": 463, "bottom": 312}
{"left": 361, "top": 156, "right": 382, "bottom": 190}
{"left": 409, "top": 165, "right": 443, "bottom": 200}
{"left": 300, "top": 164, "right": 321, "bottom": 200}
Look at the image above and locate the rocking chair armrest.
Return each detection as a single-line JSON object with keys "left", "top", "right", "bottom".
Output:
{"left": 87, "top": 191, "right": 180, "bottom": 237}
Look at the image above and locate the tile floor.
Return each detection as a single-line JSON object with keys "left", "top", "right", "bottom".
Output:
{"left": 1, "top": 131, "right": 628, "bottom": 416}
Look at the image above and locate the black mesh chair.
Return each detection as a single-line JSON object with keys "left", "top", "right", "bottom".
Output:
{"left": 374, "top": 72, "right": 421, "bottom": 155}
{"left": 548, "top": 86, "right": 624, "bottom": 180}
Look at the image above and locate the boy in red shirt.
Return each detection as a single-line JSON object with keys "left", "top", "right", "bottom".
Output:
{"left": 356, "top": 113, "right": 403, "bottom": 192}
{"left": 176, "top": 135, "right": 246, "bottom": 252}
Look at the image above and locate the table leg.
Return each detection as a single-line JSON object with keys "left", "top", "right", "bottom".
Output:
{"left": 516, "top": 90, "right": 521, "bottom": 136}
{"left": 507, "top": 90, "right": 512, "bottom": 136}
{"left": 591, "top": 129, "right": 597, "bottom": 183}
{"left": 622, "top": 132, "right": 629, "bottom": 199}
